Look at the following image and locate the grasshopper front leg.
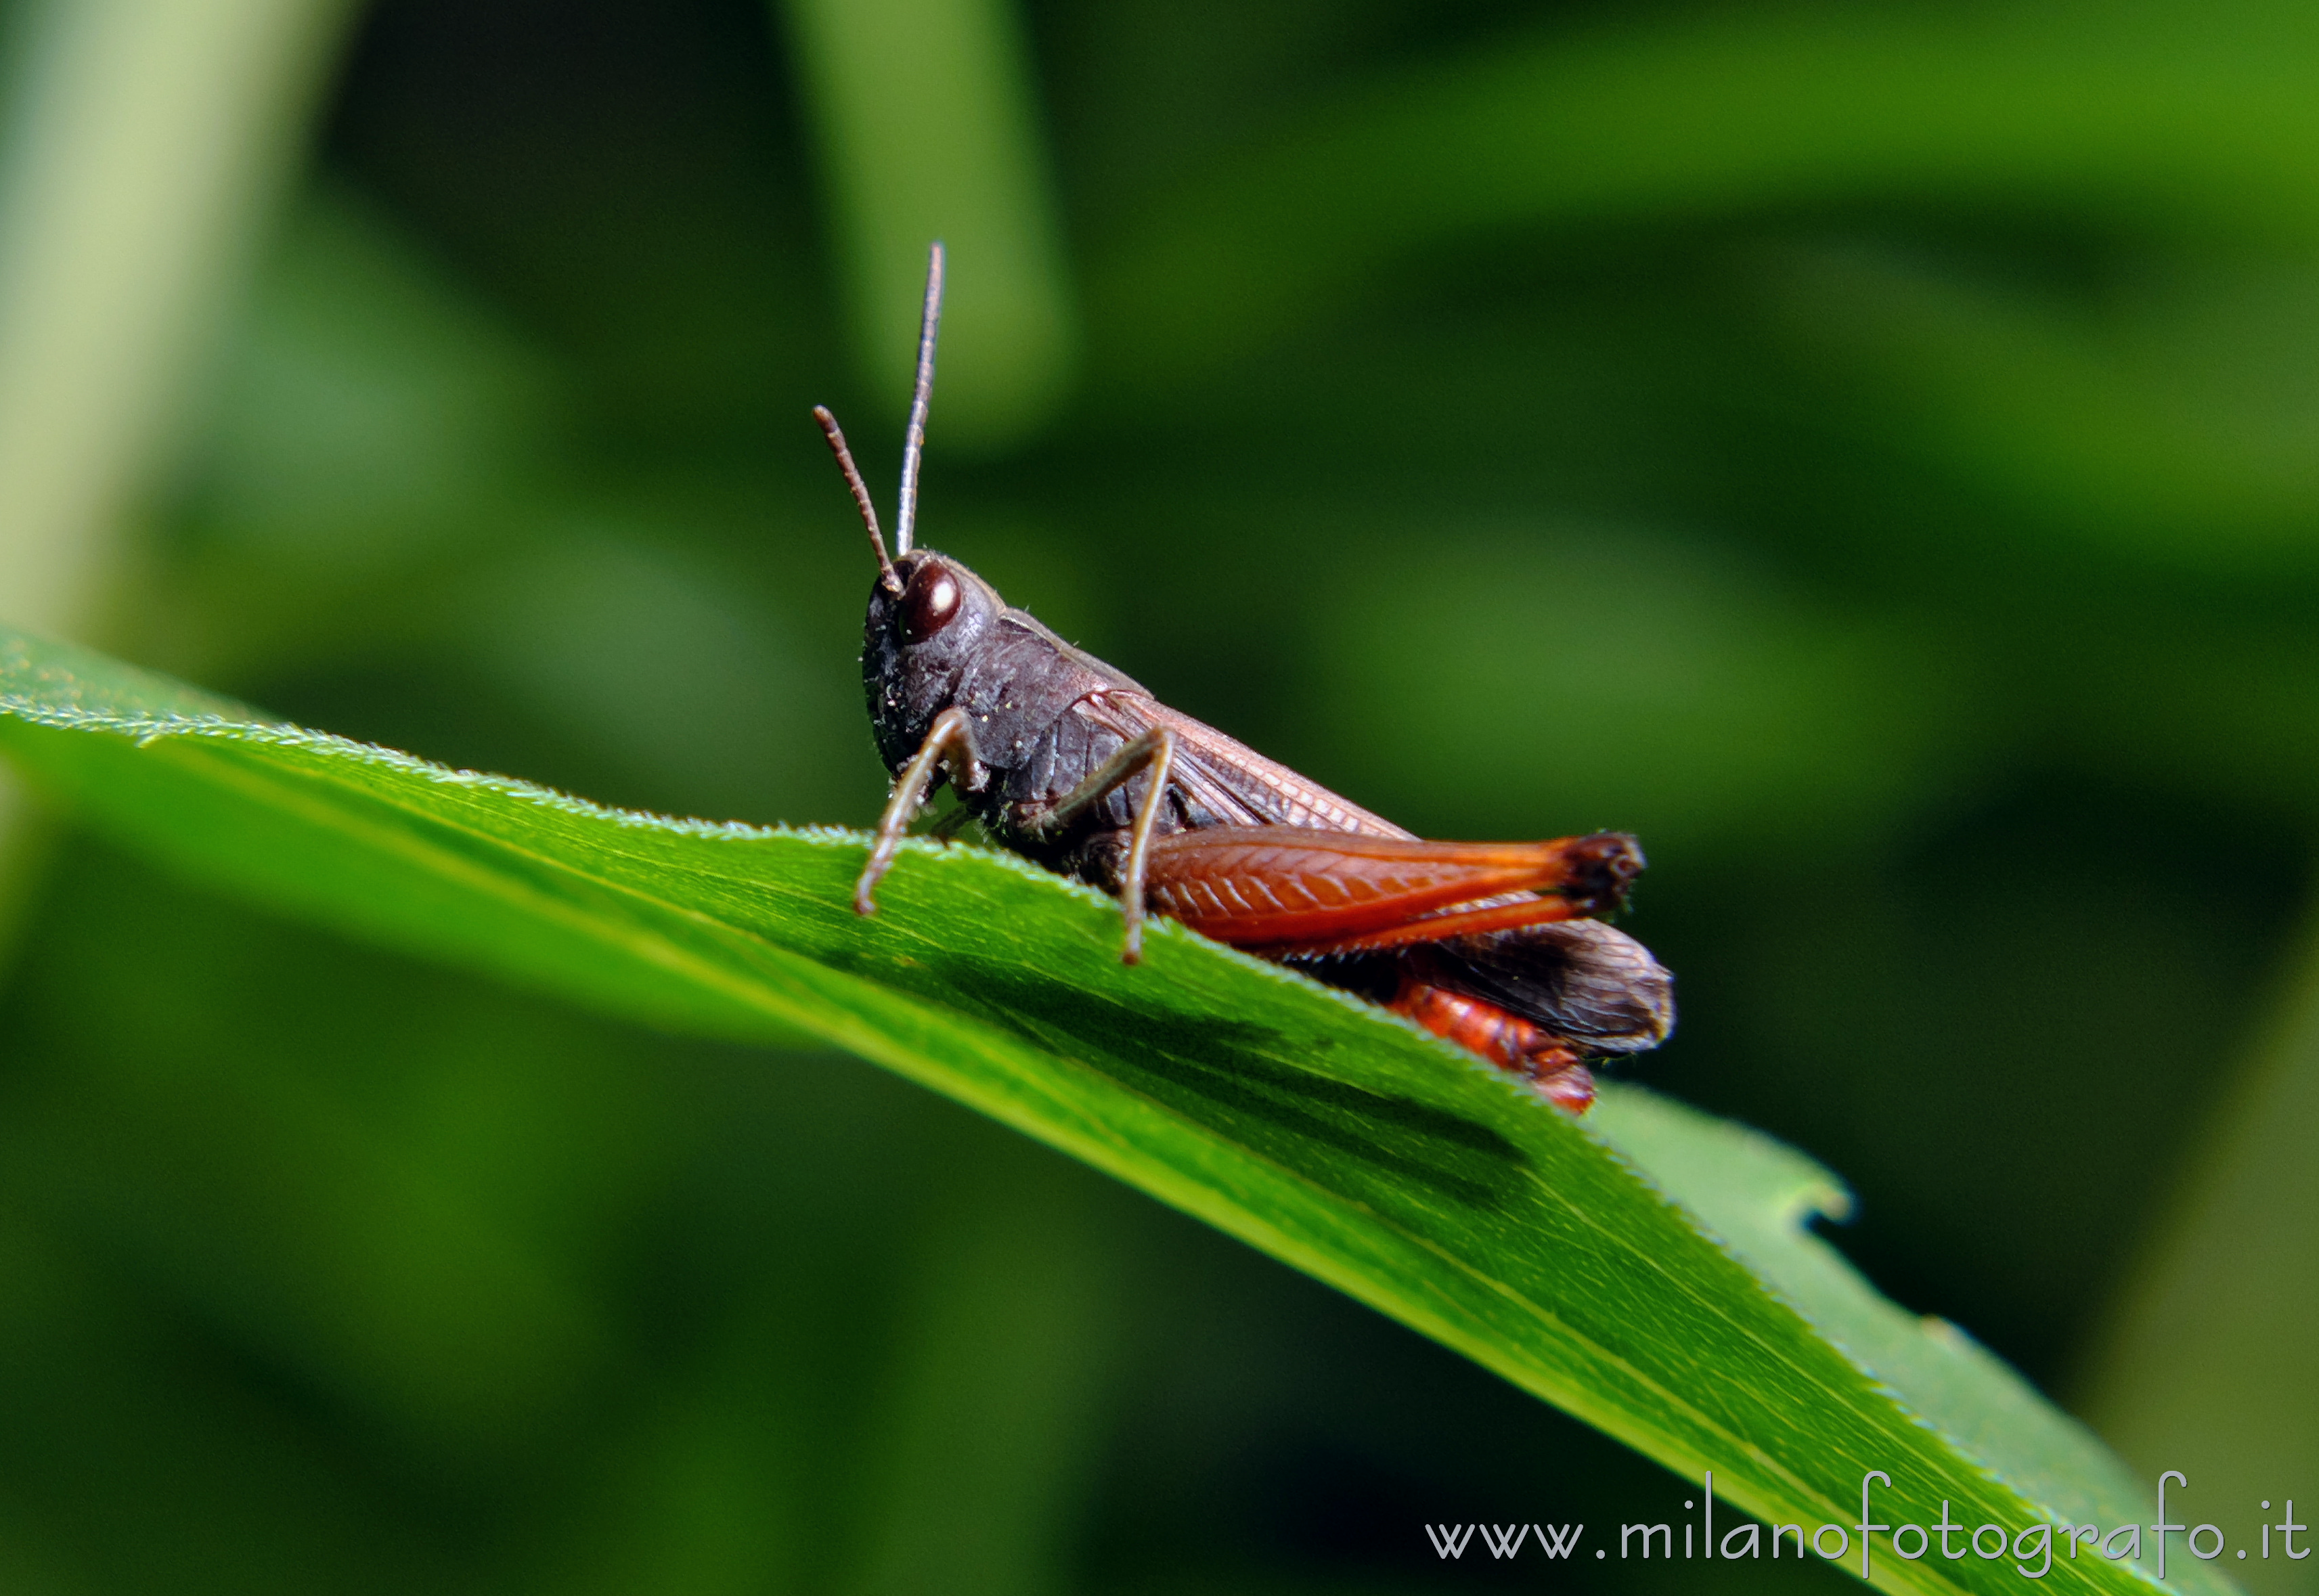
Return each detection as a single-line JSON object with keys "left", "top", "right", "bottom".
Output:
{"left": 856, "top": 706, "right": 986, "bottom": 916}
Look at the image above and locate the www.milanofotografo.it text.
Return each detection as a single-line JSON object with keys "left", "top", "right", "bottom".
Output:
{"left": 1425, "top": 1471, "right": 2309, "bottom": 1579}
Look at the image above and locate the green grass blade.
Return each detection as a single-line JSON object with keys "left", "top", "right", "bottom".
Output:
{"left": 0, "top": 625, "right": 2227, "bottom": 1595}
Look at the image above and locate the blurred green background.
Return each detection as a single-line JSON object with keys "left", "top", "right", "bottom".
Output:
{"left": 1, "top": 0, "right": 2314, "bottom": 1589}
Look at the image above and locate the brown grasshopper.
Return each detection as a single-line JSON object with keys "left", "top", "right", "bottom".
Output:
{"left": 815, "top": 246, "right": 1673, "bottom": 1111}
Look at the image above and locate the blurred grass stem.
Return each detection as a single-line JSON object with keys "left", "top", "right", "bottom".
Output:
{"left": 778, "top": 0, "right": 1076, "bottom": 449}
{"left": 0, "top": 0, "right": 352, "bottom": 960}
{"left": 2078, "top": 926, "right": 2319, "bottom": 1595}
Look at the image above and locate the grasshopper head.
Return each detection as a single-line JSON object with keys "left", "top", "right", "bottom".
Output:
{"left": 861, "top": 548, "right": 1005, "bottom": 774}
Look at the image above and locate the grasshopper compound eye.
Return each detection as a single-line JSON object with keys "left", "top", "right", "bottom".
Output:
{"left": 898, "top": 560, "right": 960, "bottom": 644}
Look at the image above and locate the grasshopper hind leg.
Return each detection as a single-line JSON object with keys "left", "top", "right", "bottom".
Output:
{"left": 1296, "top": 950, "right": 1600, "bottom": 1113}
{"left": 1388, "top": 974, "right": 1597, "bottom": 1113}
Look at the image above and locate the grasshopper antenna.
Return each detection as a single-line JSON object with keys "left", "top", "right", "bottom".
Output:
{"left": 813, "top": 404, "right": 900, "bottom": 594}
{"left": 894, "top": 242, "right": 944, "bottom": 557}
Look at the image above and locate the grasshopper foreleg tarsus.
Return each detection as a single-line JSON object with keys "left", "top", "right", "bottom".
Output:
{"left": 857, "top": 705, "right": 984, "bottom": 916}
{"left": 1031, "top": 726, "right": 1178, "bottom": 965}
